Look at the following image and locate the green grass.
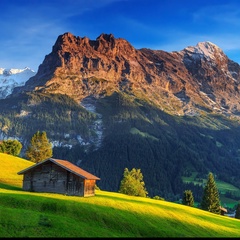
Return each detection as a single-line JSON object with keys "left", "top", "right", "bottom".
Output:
{"left": 130, "top": 127, "right": 158, "bottom": 141}
{"left": 0, "top": 153, "right": 34, "bottom": 188}
{"left": 182, "top": 171, "right": 240, "bottom": 206}
{"left": 1, "top": 188, "right": 240, "bottom": 237}
{"left": 182, "top": 175, "right": 240, "bottom": 194}
{"left": 1, "top": 153, "right": 240, "bottom": 237}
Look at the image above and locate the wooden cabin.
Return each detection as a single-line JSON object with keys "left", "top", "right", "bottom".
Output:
{"left": 17, "top": 158, "right": 100, "bottom": 197}
{"left": 220, "top": 206, "right": 228, "bottom": 216}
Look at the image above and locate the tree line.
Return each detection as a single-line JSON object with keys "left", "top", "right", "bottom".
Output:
{"left": 1, "top": 91, "right": 240, "bottom": 202}
{"left": 0, "top": 131, "right": 52, "bottom": 162}
{"left": 1, "top": 130, "right": 240, "bottom": 218}
{"left": 119, "top": 168, "right": 240, "bottom": 218}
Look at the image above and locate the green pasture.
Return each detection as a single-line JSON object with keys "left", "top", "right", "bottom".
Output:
{"left": 1, "top": 187, "right": 240, "bottom": 237}
{"left": 1, "top": 153, "right": 240, "bottom": 237}
{"left": 182, "top": 171, "right": 240, "bottom": 207}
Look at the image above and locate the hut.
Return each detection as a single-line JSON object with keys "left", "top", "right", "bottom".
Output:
{"left": 17, "top": 158, "right": 100, "bottom": 197}
{"left": 220, "top": 206, "right": 228, "bottom": 216}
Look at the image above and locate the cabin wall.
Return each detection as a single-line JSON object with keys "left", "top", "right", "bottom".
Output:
{"left": 66, "top": 172, "right": 84, "bottom": 196}
{"left": 83, "top": 179, "right": 96, "bottom": 197}
{"left": 22, "top": 162, "right": 85, "bottom": 196}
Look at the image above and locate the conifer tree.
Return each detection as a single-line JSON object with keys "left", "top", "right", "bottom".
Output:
{"left": 200, "top": 172, "right": 221, "bottom": 214}
{"left": 182, "top": 189, "right": 194, "bottom": 207}
{"left": 119, "top": 168, "right": 148, "bottom": 197}
{"left": 235, "top": 203, "right": 240, "bottom": 219}
{"left": 25, "top": 131, "right": 52, "bottom": 163}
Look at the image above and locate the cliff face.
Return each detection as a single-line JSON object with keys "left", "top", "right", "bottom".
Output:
{"left": 12, "top": 32, "right": 240, "bottom": 116}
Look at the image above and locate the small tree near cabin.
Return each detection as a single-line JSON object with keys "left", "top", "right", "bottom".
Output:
{"left": 182, "top": 189, "right": 194, "bottom": 207}
{"left": 119, "top": 168, "right": 148, "bottom": 197}
{"left": 25, "top": 131, "right": 53, "bottom": 163}
{"left": 200, "top": 172, "right": 221, "bottom": 214}
{"left": 0, "top": 139, "right": 22, "bottom": 156}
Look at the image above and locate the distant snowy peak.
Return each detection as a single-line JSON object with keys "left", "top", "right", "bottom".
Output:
{"left": 0, "top": 66, "right": 34, "bottom": 74}
{"left": 0, "top": 67, "right": 36, "bottom": 99}
{"left": 183, "top": 41, "right": 225, "bottom": 61}
{"left": 196, "top": 41, "right": 221, "bottom": 53}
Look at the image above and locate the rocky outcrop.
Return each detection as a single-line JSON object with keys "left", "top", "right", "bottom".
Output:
{"left": 12, "top": 32, "right": 240, "bottom": 116}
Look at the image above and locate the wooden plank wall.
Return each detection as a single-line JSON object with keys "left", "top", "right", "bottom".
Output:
{"left": 21, "top": 161, "right": 97, "bottom": 197}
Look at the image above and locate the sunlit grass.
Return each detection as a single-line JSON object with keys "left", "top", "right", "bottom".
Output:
{"left": 1, "top": 188, "right": 240, "bottom": 237}
{"left": 0, "top": 153, "right": 33, "bottom": 187}
{"left": 1, "top": 153, "right": 240, "bottom": 237}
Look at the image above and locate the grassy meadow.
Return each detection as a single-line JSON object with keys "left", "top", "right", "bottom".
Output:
{"left": 182, "top": 171, "right": 240, "bottom": 208}
{"left": 1, "top": 153, "right": 240, "bottom": 237}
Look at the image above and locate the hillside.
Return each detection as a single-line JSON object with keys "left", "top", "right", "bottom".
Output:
{"left": 0, "top": 153, "right": 33, "bottom": 189}
{"left": 2, "top": 32, "right": 240, "bottom": 201}
{"left": 1, "top": 154, "right": 240, "bottom": 238}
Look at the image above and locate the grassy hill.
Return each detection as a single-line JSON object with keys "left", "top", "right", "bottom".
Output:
{"left": 0, "top": 153, "right": 34, "bottom": 190}
{"left": 1, "top": 153, "right": 240, "bottom": 237}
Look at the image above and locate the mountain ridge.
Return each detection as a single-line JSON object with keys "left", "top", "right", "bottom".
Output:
{"left": 10, "top": 32, "right": 240, "bottom": 117}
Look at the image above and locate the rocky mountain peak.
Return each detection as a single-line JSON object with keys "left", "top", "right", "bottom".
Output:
{"left": 52, "top": 32, "right": 134, "bottom": 54}
{"left": 182, "top": 41, "right": 226, "bottom": 62}
{"left": 53, "top": 32, "right": 81, "bottom": 52}
{"left": 10, "top": 33, "right": 240, "bottom": 117}
{"left": 96, "top": 33, "right": 115, "bottom": 42}
{"left": 197, "top": 41, "right": 221, "bottom": 53}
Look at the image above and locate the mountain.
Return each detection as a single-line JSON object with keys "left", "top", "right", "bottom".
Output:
{"left": 0, "top": 67, "right": 35, "bottom": 99}
{"left": 11, "top": 33, "right": 240, "bottom": 117}
{"left": 2, "top": 32, "right": 240, "bottom": 202}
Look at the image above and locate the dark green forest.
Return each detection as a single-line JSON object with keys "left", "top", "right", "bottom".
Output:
{"left": 1, "top": 91, "right": 240, "bottom": 201}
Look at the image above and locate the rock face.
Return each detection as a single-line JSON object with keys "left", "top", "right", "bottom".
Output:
{"left": 12, "top": 32, "right": 240, "bottom": 116}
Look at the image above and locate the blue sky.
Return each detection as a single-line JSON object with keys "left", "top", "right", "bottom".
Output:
{"left": 1, "top": 0, "right": 240, "bottom": 71}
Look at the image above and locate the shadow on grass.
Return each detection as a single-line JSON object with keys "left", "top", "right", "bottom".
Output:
{"left": 0, "top": 182, "right": 22, "bottom": 191}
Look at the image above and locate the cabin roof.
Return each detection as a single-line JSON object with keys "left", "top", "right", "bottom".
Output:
{"left": 17, "top": 158, "right": 100, "bottom": 180}
{"left": 220, "top": 206, "right": 228, "bottom": 213}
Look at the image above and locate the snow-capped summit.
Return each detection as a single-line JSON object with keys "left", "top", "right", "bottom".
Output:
{"left": 183, "top": 41, "right": 225, "bottom": 61}
{"left": 0, "top": 67, "right": 35, "bottom": 99}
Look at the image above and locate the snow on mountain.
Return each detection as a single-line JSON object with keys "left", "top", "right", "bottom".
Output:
{"left": 0, "top": 67, "right": 35, "bottom": 99}
{"left": 182, "top": 41, "right": 224, "bottom": 61}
